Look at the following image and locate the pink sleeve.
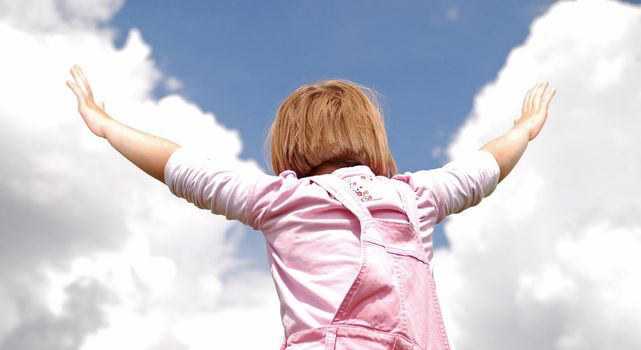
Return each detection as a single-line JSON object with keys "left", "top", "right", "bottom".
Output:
{"left": 163, "top": 147, "right": 263, "bottom": 225}
{"left": 400, "top": 150, "right": 500, "bottom": 224}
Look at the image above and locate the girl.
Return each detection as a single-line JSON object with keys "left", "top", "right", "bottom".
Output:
{"left": 67, "top": 65, "right": 555, "bottom": 349}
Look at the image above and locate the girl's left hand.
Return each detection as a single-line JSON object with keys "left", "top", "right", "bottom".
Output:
{"left": 66, "top": 65, "right": 112, "bottom": 138}
{"left": 514, "top": 82, "right": 556, "bottom": 141}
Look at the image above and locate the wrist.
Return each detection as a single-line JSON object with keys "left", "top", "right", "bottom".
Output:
{"left": 101, "top": 116, "right": 118, "bottom": 140}
{"left": 508, "top": 124, "right": 531, "bottom": 141}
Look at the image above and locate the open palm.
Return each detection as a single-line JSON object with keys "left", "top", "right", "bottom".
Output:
{"left": 515, "top": 82, "right": 556, "bottom": 141}
{"left": 66, "top": 65, "right": 111, "bottom": 138}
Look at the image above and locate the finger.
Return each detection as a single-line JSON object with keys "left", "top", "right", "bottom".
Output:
{"left": 523, "top": 88, "right": 533, "bottom": 114}
{"left": 70, "top": 66, "right": 87, "bottom": 97}
{"left": 543, "top": 87, "right": 556, "bottom": 110}
{"left": 66, "top": 80, "right": 88, "bottom": 108}
{"left": 533, "top": 82, "right": 549, "bottom": 110}
{"left": 526, "top": 84, "right": 540, "bottom": 111}
{"left": 72, "top": 65, "right": 94, "bottom": 99}
{"left": 529, "top": 83, "right": 541, "bottom": 111}
{"left": 65, "top": 80, "right": 78, "bottom": 94}
{"left": 66, "top": 80, "right": 84, "bottom": 99}
{"left": 71, "top": 65, "right": 93, "bottom": 99}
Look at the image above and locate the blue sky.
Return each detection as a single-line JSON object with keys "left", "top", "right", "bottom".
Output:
{"left": 110, "top": 0, "right": 555, "bottom": 250}
{"left": 111, "top": 1, "right": 553, "bottom": 173}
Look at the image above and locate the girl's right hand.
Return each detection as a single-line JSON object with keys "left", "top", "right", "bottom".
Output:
{"left": 514, "top": 82, "right": 556, "bottom": 141}
{"left": 66, "top": 65, "right": 112, "bottom": 138}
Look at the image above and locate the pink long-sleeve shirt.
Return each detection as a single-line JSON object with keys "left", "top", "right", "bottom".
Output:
{"left": 164, "top": 148, "right": 499, "bottom": 334}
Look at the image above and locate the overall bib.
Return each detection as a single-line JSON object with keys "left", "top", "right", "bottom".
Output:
{"left": 282, "top": 175, "right": 451, "bottom": 350}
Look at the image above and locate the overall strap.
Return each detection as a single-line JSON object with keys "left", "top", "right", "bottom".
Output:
{"left": 311, "top": 175, "right": 373, "bottom": 222}
{"left": 389, "top": 179, "right": 420, "bottom": 232}
{"left": 390, "top": 179, "right": 435, "bottom": 270}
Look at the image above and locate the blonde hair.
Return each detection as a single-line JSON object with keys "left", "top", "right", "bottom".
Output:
{"left": 269, "top": 79, "right": 397, "bottom": 178}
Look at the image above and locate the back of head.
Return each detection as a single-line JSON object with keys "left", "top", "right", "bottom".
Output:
{"left": 269, "top": 79, "right": 397, "bottom": 178}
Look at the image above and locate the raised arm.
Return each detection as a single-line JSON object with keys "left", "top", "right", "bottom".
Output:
{"left": 66, "top": 65, "right": 179, "bottom": 183}
{"left": 480, "top": 82, "right": 556, "bottom": 182}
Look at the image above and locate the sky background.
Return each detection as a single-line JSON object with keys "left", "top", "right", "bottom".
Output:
{"left": 0, "top": 0, "right": 640, "bottom": 349}
{"left": 109, "top": 0, "right": 557, "bottom": 252}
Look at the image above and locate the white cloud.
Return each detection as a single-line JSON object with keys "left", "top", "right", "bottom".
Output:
{"left": 436, "top": 0, "right": 641, "bottom": 349}
{"left": 0, "top": 1, "right": 281, "bottom": 349}
{"left": 0, "top": 0, "right": 125, "bottom": 31}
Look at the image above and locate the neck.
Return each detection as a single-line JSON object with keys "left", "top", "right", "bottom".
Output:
{"left": 308, "top": 164, "right": 342, "bottom": 176}
{"left": 307, "top": 160, "right": 362, "bottom": 176}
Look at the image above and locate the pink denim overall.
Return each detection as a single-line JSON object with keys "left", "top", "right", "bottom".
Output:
{"left": 281, "top": 175, "right": 451, "bottom": 350}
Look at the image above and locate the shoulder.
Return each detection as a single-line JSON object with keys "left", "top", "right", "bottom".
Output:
{"left": 393, "top": 151, "right": 499, "bottom": 188}
{"left": 248, "top": 170, "right": 331, "bottom": 228}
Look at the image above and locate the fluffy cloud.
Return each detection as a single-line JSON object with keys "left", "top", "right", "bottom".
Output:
{"left": 0, "top": 1, "right": 281, "bottom": 349}
{"left": 436, "top": 1, "right": 641, "bottom": 349}
{"left": 0, "top": 0, "right": 125, "bottom": 30}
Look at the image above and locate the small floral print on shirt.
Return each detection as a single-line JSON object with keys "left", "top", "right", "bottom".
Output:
{"left": 344, "top": 175, "right": 382, "bottom": 202}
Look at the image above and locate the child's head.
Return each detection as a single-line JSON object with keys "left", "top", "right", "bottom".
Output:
{"left": 269, "top": 79, "right": 397, "bottom": 178}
